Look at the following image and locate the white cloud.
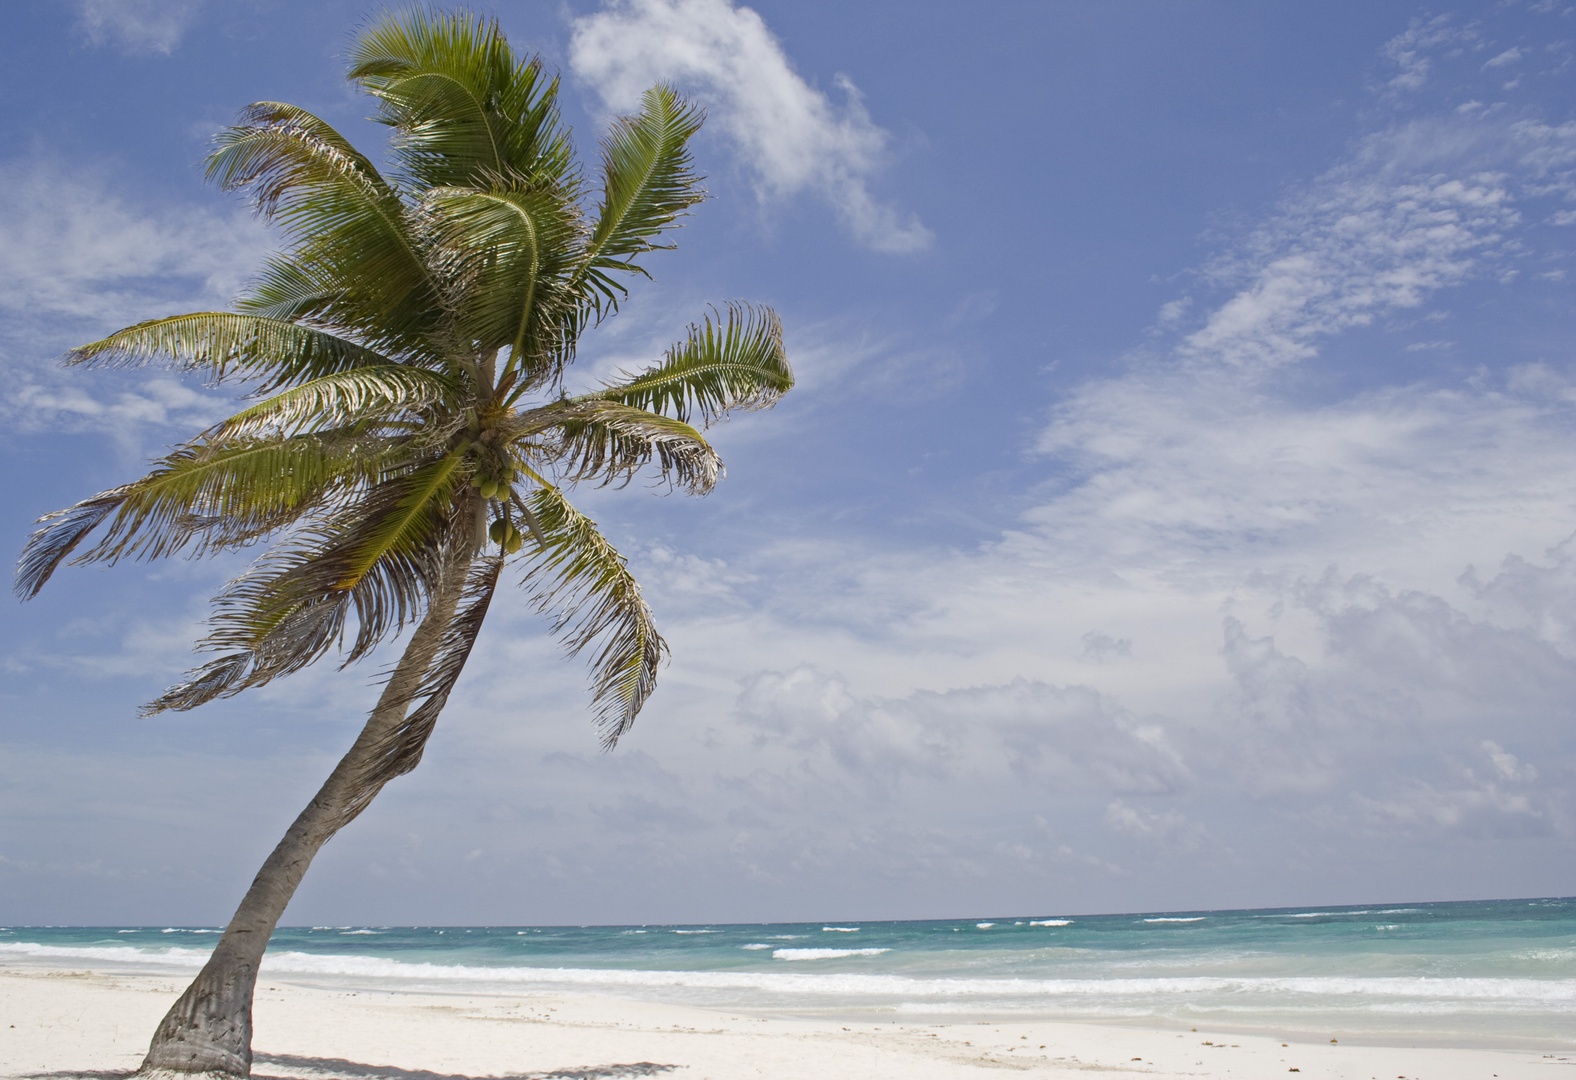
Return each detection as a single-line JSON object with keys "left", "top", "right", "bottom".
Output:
{"left": 0, "top": 159, "right": 270, "bottom": 438}
{"left": 1483, "top": 46, "right": 1523, "bottom": 69}
{"left": 569, "top": 0, "right": 931, "bottom": 253}
{"left": 0, "top": 160, "right": 263, "bottom": 328}
{"left": 1380, "top": 15, "right": 1475, "bottom": 92}
{"left": 1174, "top": 137, "right": 1519, "bottom": 371}
{"left": 76, "top": 0, "right": 203, "bottom": 55}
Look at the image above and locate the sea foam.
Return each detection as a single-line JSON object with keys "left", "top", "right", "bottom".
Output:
{"left": 772, "top": 948, "right": 892, "bottom": 961}
{"left": 5, "top": 941, "right": 1570, "bottom": 1006}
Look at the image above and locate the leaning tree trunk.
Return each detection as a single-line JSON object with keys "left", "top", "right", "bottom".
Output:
{"left": 139, "top": 548, "right": 475, "bottom": 1078}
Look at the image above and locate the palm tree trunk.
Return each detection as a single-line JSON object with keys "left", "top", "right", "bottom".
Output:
{"left": 139, "top": 549, "right": 474, "bottom": 1078}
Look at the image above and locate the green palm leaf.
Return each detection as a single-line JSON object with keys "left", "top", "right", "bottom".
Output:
{"left": 15, "top": 432, "right": 389, "bottom": 595}
{"left": 519, "top": 486, "right": 665, "bottom": 746}
{"left": 520, "top": 399, "right": 722, "bottom": 495}
{"left": 426, "top": 186, "right": 580, "bottom": 380}
{"left": 208, "top": 366, "right": 456, "bottom": 439}
{"left": 208, "top": 105, "right": 441, "bottom": 353}
{"left": 334, "top": 449, "right": 470, "bottom": 590}
{"left": 585, "top": 304, "right": 793, "bottom": 425}
{"left": 349, "top": 10, "right": 573, "bottom": 191}
{"left": 65, "top": 313, "right": 392, "bottom": 390}
{"left": 579, "top": 85, "right": 706, "bottom": 317}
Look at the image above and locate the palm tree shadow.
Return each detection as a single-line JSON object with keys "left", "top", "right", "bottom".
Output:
{"left": 24, "top": 1059, "right": 678, "bottom": 1080}
{"left": 254, "top": 1055, "right": 678, "bottom": 1080}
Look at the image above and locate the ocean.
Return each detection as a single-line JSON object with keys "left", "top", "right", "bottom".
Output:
{"left": 3, "top": 897, "right": 1573, "bottom": 1048}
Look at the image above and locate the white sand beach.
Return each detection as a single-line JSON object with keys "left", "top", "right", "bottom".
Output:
{"left": 1, "top": 967, "right": 1566, "bottom": 1080}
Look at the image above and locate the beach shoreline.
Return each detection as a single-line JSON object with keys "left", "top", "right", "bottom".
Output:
{"left": 3, "top": 966, "right": 1569, "bottom": 1080}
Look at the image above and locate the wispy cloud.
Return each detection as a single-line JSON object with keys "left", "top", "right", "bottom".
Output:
{"left": 0, "top": 159, "right": 270, "bottom": 438}
{"left": 76, "top": 0, "right": 204, "bottom": 55}
{"left": 1176, "top": 157, "right": 1516, "bottom": 371}
{"left": 568, "top": 0, "right": 931, "bottom": 253}
{"left": 1380, "top": 14, "right": 1477, "bottom": 93}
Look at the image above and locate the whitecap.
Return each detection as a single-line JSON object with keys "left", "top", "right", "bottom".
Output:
{"left": 1276, "top": 912, "right": 1340, "bottom": 919}
{"left": 740, "top": 943, "right": 771, "bottom": 950}
{"left": 975, "top": 923, "right": 995, "bottom": 929}
{"left": 1142, "top": 917, "right": 1205, "bottom": 923}
{"left": 822, "top": 927, "right": 860, "bottom": 932}
{"left": 339, "top": 930, "right": 380, "bottom": 935}
{"left": 671, "top": 929, "right": 720, "bottom": 934}
{"left": 1029, "top": 920, "right": 1071, "bottom": 927}
{"left": 773, "top": 948, "right": 891, "bottom": 961}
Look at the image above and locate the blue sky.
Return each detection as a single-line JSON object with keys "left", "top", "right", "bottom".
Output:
{"left": 2, "top": 0, "right": 1574, "bottom": 925}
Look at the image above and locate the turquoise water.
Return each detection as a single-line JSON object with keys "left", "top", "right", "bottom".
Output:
{"left": 4, "top": 897, "right": 1573, "bottom": 1046}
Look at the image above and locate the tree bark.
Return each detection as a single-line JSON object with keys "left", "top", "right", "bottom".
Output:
{"left": 139, "top": 547, "right": 474, "bottom": 1078}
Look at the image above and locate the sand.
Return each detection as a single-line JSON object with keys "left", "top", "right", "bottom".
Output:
{"left": 1, "top": 967, "right": 1567, "bottom": 1080}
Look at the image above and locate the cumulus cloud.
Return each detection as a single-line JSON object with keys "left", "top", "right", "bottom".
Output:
{"left": 76, "top": 0, "right": 203, "bottom": 55}
{"left": 569, "top": 0, "right": 931, "bottom": 253}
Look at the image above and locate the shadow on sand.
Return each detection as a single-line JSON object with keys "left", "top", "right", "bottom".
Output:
{"left": 25, "top": 1057, "right": 679, "bottom": 1080}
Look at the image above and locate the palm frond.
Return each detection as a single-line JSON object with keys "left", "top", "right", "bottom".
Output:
{"left": 207, "top": 366, "right": 455, "bottom": 439}
{"left": 143, "top": 472, "right": 467, "bottom": 714}
{"left": 14, "top": 492, "right": 128, "bottom": 600}
{"left": 425, "top": 186, "right": 580, "bottom": 380}
{"left": 519, "top": 487, "right": 665, "bottom": 746}
{"left": 208, "top": 106, "right": 441, "bottom": 352}
{"left": 16, "top": 432, "right": 391, "bottom": 593}
{"left": 65, "top": 313, "right": 392, "bottom": 391}
{"left": 143, "top": 541, "right": 434, "bottom": 714}
{"left": 238, "top": 256, "right": 340, "bottom": 324}
{"left": 584, "top": 304, "right": 792, "bottom": 425}
{"left": 356, "top": 557, "right": 502, "bottom": 797}
{"left": 210, "top": 102, "right": 390, "bottom": 200}
{"left": 579, "top": 85, "right": 705, "bottom": 318}
{"left": 333, "top": 449, "right": 470, "bottom": 590}
{"left": 519, "top": 400, "right": 721, "bottom": 495}
{"left": 349, "top": 10, "right": 574, "bottom": 192}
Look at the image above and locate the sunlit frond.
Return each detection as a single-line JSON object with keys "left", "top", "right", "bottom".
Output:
{"left": 426, "top": 186, "right": 580, "bottom": 380}
{"left": 519, "top": 399, "right": 721, "bottom": 494}
{"left": 65, "top": 313, "right": 391, "bottom": 391}
{"left": 208, "top": 367, "right": 455, "bottom": 439}
{"left": 519, "top": 487, "right": 665, "bottom": 746}
{"left": 14, "top": 432, "right": 393, "bottom": 601}
{"left": 210, "top": 102, "right": 389, "bottom": 201}
{"left": 208, "top": 104, "right": 441, "bottom": 353}
{"left": 349, "top": 9, "right": 574, "bottom": 192}
{"left": 579, "top": 85, "right": 705, "bottom": 317}
{"left": 587, "top": 304, "right": 792, "bottom": 425}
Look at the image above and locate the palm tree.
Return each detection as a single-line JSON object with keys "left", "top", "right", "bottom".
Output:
{"left": 14, "top": 10, "right": 791, "bottom": 1078}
